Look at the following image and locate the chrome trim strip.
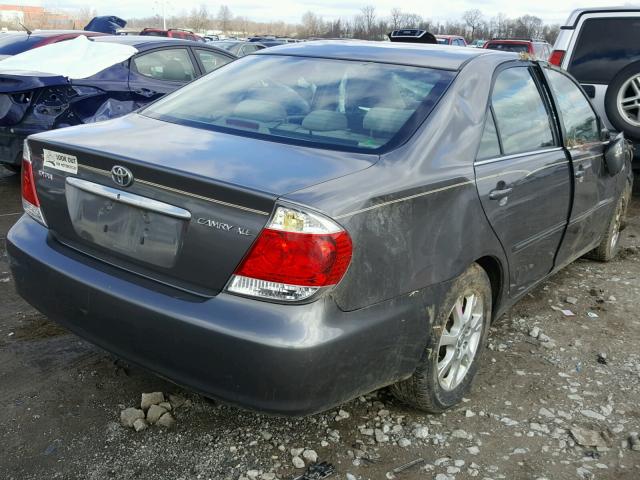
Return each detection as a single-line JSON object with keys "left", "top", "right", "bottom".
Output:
{"left": 474, "top": 147, "right": 564, "bottom": 166}
{"left": 571, "top": 153, "right": 602, "bottom": 162}
{"left": 476, "top": 160, "right": 570, "bottom": 182}
{"left": 334, "top": 180, "right": 475, "bottom": 220}
{"left": 135, "top": 178, "right": 270, "bottom": 216}
{"left": 66, "top": 177, "right": 192, "bottom": 220}
{"left": 78, "top": 164, "right": 270, "bottom": 216}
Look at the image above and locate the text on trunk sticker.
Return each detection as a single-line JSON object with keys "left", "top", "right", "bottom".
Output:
{"left": 43, "top": 149, "right": 78, "bottom": 174}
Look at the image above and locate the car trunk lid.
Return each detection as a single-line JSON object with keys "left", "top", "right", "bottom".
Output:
{"left": 29, "top": 114, "right": 375, "bottom": 296}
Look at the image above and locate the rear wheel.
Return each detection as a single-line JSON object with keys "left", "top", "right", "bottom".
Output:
{"left": 588, "top": 188, "right": 627, "bottom": 262}
{"left": 390, "top": 263, "right": 492, "bottom": 413}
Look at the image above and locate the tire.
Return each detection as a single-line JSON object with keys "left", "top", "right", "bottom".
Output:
{"left": 390, "top": 263, "right": 492, "bottom": 413}
{"left": 605, "top": 62, "right": 640, "bottom": 142}
{"left": 587, "top": 189, "right": 626, "bottom": 262}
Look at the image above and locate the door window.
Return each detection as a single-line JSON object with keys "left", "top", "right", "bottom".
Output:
{"left": 491, "top": 67, "right": 555, "bottom": 155}
{"left": 133, "top": 48, "right": 196, "bottom": 82}
{"left": 545, "top": 69, "right": 600, "bottom": 147}
{"left": 195, "top": 49, "right": 232, "bottom": 73}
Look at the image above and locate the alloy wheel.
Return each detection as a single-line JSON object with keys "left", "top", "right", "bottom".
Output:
{"left": 437, "top": 292, "right": 484, "bottom": 391}
{"left": 617, "top": 74, "right": 640, "bottom": 127}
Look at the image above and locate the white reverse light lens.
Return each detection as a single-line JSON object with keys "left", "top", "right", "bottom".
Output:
{"left": 228, "top": 275, "right": 319, "bottom": 302}
{"left": 268, "top": 206, "right": 342, "bottom": 234}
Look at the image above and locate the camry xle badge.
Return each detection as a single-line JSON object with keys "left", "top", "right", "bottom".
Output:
{"left": 197, "top": 217, "right": 253, "bottom": 236}
{"left": 111, "top": 165, "right": 134, "bottom": 187}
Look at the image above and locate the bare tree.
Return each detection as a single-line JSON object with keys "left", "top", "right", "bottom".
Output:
{"left": 300, "top": 11, "right": 324, "bottom": 37}
{"left": 361, "top": 5, "right": 376, "bottom": 38}
{"left": 389, "top": 8, "right": 403, "bottom": 30}
{"left": 189, "top": 5, "right": 211, "bottom": 33}
{"left": 217, "top": 5, "right": 232, "bottom": 33}
{"left": 462, "top": 9, "right": 484, "bottom": 39}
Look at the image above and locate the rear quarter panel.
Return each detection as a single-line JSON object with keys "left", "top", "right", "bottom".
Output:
{"left": 285, "top": 55, "right": 510, "bottom": 312}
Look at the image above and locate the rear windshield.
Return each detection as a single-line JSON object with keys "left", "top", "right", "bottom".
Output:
{"left": 0, "top": 35, "right": 44, "bottom": 55}
{"left": 436, "top": 38, "right": 448, "bottom": 44}
{"left": 140, "top": 30, "right": 167, "bottom": 37}
{"left": 569, "top": 17, "right": 640, "bottom": 84}
{"left": 485, "top": 42, "right": 529, "bottom": 53}
{"left": 143, "top": 55, "right": 455, "bottom": 152}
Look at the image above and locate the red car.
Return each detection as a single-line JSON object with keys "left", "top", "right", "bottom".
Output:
{"left": 436, "top": 35, "right": 467, "bottom": 46}
{"left": 484, "top": 38, "right": 552, "bottom": 61}
{"left": 0, "top": 30, "right": 105, "bottom": 59}
{"left": 140, "top": 28, "right": 204, "bottom": 42}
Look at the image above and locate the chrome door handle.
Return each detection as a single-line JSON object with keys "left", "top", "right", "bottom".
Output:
{"left": 489, "top": 187, "right": 513, "bottom": 200}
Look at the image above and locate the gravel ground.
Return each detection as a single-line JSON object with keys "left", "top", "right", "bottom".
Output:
{"left": 1, "top": 167, "right": 639, "bottom": 480}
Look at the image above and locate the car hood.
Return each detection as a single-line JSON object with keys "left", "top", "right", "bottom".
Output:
{"left": 32, "top": 113, "right": 378, "bottom": 195}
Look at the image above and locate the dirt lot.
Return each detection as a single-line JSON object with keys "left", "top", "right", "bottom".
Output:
{"left": 1, "top": 166, "right": 639, "bottom": 480}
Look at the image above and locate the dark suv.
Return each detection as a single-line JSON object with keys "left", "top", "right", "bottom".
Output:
{"left": 551, "top": 7, "right": 640, "bottom": 174}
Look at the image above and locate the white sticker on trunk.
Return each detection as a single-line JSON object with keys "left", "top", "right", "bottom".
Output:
{"left": 43, "top": 149, "right": 78, "bottom": 174}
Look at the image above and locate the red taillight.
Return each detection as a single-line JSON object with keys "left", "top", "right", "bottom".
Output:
{"left": 227, "top": 205, "right": 353, "bottom": 302}
{"left": 21, "top": 140, "right": 46, "bottom": 226}
{"left": 21, "top": 158, "right": 39, "bottom": 207}
{"left": 235, "top": 228, "right": 352, "bottom": 287}
{"left": 549, "top": 50, "right": 565, "bottom": 66}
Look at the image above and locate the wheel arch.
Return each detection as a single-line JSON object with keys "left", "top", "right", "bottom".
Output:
{"left": 474, "top": 255, "right": 505, "bottom": 321}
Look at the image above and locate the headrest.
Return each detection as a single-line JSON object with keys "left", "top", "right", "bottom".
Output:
{"left": 302, "top": 110, "right": 348, "bottom": 131}
{"left": 232, "top": 100, "right": 286, "bottom": 123}
{"left": 363, "top": 107, "right": 413, "bottom": 134}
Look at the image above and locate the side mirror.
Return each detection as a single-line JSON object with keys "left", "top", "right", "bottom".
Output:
{"left": 603, "top": 132, "right": 625, "bottom": 176}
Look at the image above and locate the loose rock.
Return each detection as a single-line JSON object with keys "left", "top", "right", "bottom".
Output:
{"left": 156, "top": 412, "right": 176, "bottom": 428}
{"left": 120, "top": 407, "right": 145, "bottom": 428}
{"left": 146, "top": 404, "right": 168, "bottom": 425}
{"left": 140, "top": 392, "right": 165, "bottom": 411}
{"left": 133, "top": 418, "right": 148, "bottom": 432}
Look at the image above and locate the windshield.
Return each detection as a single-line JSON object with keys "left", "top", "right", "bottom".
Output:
{"left": 486, "top": 42, "right": 528, "bottom": 53}
{"left": 436, "top": 38, "right": 448, "bottom": 44}
{"left": 143, "top": 55, "right": 455, "bottom": 152}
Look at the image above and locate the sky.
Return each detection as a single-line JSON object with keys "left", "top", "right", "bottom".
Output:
{"left": 19, "top": 0, "right": 639, "bottom": 24}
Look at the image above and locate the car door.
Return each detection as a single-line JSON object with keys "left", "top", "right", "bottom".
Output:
{"left": 475, "top": 63, "right": 572, "bottom": 295}
{"left": 542, "top": 66, "right": 616, "bottom": 265}
{"left": 128, "top": 47, "right": 199, "bottom": 102}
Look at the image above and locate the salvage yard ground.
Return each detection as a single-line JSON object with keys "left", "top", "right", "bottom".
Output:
{"left": 1, "top": 166, "right": 639, "bottom": 480}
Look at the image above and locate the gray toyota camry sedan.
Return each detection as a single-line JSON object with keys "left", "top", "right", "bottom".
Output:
{"left": 8, "top": 41, "right": 632, "bottom": 415}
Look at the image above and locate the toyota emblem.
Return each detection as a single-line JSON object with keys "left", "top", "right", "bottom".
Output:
{"left": 111, "top": 165, "right": 133, "bottom": 187}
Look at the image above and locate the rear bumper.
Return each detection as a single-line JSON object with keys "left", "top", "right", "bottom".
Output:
{"left": 7, "top": 215, "right": 441, "bottom": 415}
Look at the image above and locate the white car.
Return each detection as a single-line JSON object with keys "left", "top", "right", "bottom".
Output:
{"left": 551, "top": 7, "right": 640, "bottom": 173}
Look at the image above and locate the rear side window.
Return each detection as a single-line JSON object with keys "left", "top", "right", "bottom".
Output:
{"left": 195, "top": 49, "right": 232, "bottom": 73}
{"left": 477, "top": 112, "right": 501, "bottom": 160}
{"left": 569, "top": 17, "right": 640, "bottom": 84}
{"left": 133, "top": 48, "right": 196, "bottom": 82}
{"left": 545, "top": 69, "right": 600, "bottom": 146}
{"left": 491, "top": 67, "right": 554, "bottom": 155}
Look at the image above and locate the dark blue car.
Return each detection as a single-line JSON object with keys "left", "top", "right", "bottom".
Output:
{"left": 0, "top": 35, "right": 235, "bottom": 171}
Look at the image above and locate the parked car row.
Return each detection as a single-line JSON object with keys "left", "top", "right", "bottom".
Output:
{"left": 0, "top": 35, "right": 235, "bottom": 171}
{"left": 6, "top": 30, "right": 633, "bottom": 416}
